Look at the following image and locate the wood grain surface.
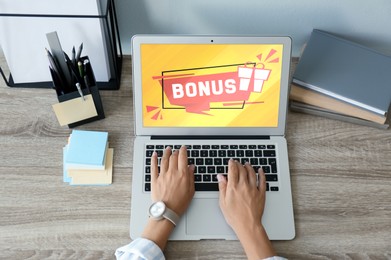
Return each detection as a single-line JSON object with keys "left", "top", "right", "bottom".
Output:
{"left": 0, "top": 56, "right": 390, "bottom": 260}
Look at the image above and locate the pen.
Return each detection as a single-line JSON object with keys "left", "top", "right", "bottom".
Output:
{"left": 49, "top": 67, "right": 65, "bottom": 96}
{"left": 76, "top": 43, "right": 83, "bottom": 62}
{"left": 83, "top": 59, "right": 95, "bottom": 86}
{"left": 64, "top": 51, "right": 81, "bottom": 88}
{"left": 83, "top": 75, "right": 91, "bottom": 93}
{"left": 45, "top": 48, "right": 66, "bottom": 92}
{"left": 72, "top": 46, "right": 76, "bottom": 67}
{"left": 75, "top": 82, "right": 85, "bottom": 101}
{"left": 78, "top": 61, "right": 84, "bottom": 77}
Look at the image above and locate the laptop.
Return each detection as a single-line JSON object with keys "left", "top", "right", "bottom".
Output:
{"left": 130, "top": 35, "right": 295, "bottom": 240}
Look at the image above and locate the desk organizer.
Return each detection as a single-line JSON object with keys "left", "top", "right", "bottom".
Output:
{"left": 0, "top": 0, "right": 122, "bottom": 90}
{"left": 54, "top": 56, "right": 105, "bottom": 128}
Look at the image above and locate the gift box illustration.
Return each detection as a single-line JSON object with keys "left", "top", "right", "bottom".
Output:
{"left": 238, "top": 63, "right": 271, "bottom": 93}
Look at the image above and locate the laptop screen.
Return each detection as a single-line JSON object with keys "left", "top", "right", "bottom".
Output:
{"left": 140, "top": 43, "right": 284, "bottom": 128}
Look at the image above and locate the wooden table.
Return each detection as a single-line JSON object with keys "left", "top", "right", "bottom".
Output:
{"left": 0, "top": 56, "right": 390, "bottom": 259}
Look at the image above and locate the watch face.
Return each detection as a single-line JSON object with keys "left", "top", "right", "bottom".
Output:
{"left": 150, "top": 201, "right": 165, "bottom": 218}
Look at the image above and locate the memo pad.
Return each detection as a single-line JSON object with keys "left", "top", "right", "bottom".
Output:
{"left": 52, "top": 94, "right": 97, "bottom": 126}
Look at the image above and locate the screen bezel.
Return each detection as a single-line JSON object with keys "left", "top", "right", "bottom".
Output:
{"left": 131, "top": 35, "right": 292, "bottom": 137}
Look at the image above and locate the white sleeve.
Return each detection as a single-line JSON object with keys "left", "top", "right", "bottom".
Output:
{"left": 115, "top": 238, "right": 165, "bottom": 260}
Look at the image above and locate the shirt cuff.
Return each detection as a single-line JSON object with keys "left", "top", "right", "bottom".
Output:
{"left": 115, "top": 238, "right": 164, "bottom": 260}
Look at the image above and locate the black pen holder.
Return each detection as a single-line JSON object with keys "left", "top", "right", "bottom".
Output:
{"left": 53, "top": 56, "right": 105, "bottom": 128}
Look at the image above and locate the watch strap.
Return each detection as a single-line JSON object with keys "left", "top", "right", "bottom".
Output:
{"left": 163, "top": 206, "right": 180, "bottom": 226}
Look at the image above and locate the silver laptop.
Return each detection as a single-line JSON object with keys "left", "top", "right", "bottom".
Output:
{"left": 130, "top": 35, "right": 295, "bottom": 240}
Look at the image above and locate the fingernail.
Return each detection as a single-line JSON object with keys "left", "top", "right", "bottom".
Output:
{"left": 217, "top": 174, "right": 225, "bottom": 183}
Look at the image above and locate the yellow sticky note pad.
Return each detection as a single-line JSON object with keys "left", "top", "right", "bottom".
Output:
{"left": 52, "top": 94, "right": 98, "bottom": 126}
{"left": 67, "top": 148, "right": 114, "bottom": 185}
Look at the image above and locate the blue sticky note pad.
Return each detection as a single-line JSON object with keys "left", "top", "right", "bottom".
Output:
{"left": 65, "top": 130, "right": 108, "bottom": 169}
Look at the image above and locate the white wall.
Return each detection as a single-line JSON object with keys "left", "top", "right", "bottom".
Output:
{"left": 115, "top": 0, "right": 391, "bottom": 57}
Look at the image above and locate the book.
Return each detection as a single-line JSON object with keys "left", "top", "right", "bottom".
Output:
{"left": 292, "top": 29, "right": 391, "bottom": 117}
{"left": 290, "top": 84, "right": 387, "bottom": 124}
{"left": 290, "top": 101, "right": 390, "bottom": 129}
{"left": 65, "top": 130, "right": 108, "bottom": 170}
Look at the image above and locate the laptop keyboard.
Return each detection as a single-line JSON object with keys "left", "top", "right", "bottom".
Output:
{"left": 144, "top": 144, "right": 279, "bottom": 192}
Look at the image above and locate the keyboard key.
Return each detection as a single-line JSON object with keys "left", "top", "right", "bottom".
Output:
{"left": 262, "top": 166, "right": 271, "bottom": 173}
{"left": 221, "top": 145, "right": 229, "bottom": 149}
{"left": 193, "top": 145, "right": 201, "bottom": 149}
{"left": 145, "top": 166, "right": 151, "bottom": 174}
{"left": 202, "top": 145, "right": 210, "bottom": 149}
{"left": 264, "top": 150, "right": 276, "bottom": 157}
{"left": 236, "top": 150, "right": 244, "bottom": 157}
{"left": 205, "top": 158, "right": 213, "bottom": 165}
{"left": 194, "top": 175, "right": 202, "bottom": 182}
{"left": 203, "top": 174, "right": 212, "bottom": 182}
{"left": 254, "top": 150, "right": 262, "bottom": 157}
{"left": 259, "top": 158, "right": 267, "bottom": 165}
{"left": 200, "top": 150, "right": 209, "bottom": 157}
{"left": 227, "top": 150, "right": 235, "bottom": 157}
{"left": 209, "top": 150, "right": 218, "bottom": 157}
{"left": 217, "top": 166, "right": 225, "bottom": 173}
{"left": 145, "top": 175, "right": 151, "bottom": 182}
{"left": 268, "top": 158, "right": 277, "bottom": 173}
{"left": 212, "top": 145, "right": 220, "bottom": 149}
{"left": 245, "top": 150, "right": 254, "bottom": 157}
{"left": 258, "top": 145, "right": 266, "bottom": 149}
{"left": 196, "top": 158, "right": 204, "bottom": 165}
{"left": 271, "top": 186, "right": 279, "bottom": 191}
{"left": 145, "top": 183, "right": 151, "bottom": 191}
{"left": 218, "top": 150, "right": 227, "bottom": 157}
{"left": 198, "top": 166, "right": 206, "bottom": 173}
{"left": 191, "top": 150, "right": 200, "bottom": 157}
{"left": 230, "top": 145, "right": 238, "bottom": 149}
{"left": 146, "top": 145, "right": 154, "bottom": 149}
{"left": 195, "top": 182, "right": 219, "bottom": 191}
{"left": 214, "top": 158, "right": 222, "bottom": 165}
{"left": 207, "top": 166, "right": 216, "bottom": 173}
{"left": 265, "top": 174, "right": 278, "bottom": 182}
{"left": 267, "top": 145, "right": 275, "bottom": 149}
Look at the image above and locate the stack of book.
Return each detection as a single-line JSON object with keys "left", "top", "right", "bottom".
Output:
{"left": 63, "top": 130, "right": 113, "bottom": 185}
{"left": 290, "top": 29, "right": 391, "bottom": 129}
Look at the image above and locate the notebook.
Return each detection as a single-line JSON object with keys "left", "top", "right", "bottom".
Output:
{"left": 130, "top": 35, "right": 295, "bottom": 240}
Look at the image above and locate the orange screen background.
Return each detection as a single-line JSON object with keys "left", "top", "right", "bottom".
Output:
{"left": 141, "top": 44, "right": 283, "bottom": 127}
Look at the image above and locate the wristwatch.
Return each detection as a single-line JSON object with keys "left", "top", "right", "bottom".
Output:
{"left": 148, "top": 201, "right": 179, "bottom": 226}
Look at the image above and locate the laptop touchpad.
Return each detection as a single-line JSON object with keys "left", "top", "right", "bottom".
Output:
{"left": 186, "top": 198, "right": 235, "bottom": 237}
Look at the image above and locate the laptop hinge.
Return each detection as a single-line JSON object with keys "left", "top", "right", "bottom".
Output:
{"left": 151, "top": 135, "right": 270, "bottom": 140}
